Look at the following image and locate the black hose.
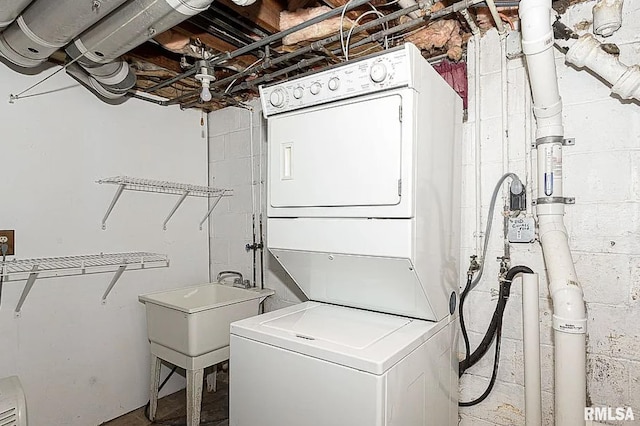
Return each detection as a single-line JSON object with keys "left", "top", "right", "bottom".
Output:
{"left": 458, "top": 265, "right": 534, "bottom": 406}
{"left": 459, "top": 265, "right": 534, "bottom": 375}
{"left": 459, "top": 274, "right": 473, "bottom": 363}
{"left": 459, "top": 317, "right": 504, "bottom": 407}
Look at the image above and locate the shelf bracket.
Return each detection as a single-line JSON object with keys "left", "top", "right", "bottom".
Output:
{"left": 14, "top": 265, "right": 39, "bottom": 317}
{"left": 199, "top": 191, "right": 226, "bottom": 231}
{"left": 101, "top": 265, "right": 127, "bottom": 304}
{"left": 101, "top": 184, "right": 126, "bottom": 230}
{"left": 163, "top": 191, "right": 190, "bottom": 230}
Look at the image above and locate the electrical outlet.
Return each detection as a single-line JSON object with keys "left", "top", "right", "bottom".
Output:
{"left": 0, "top": 230, "right": 15, "bottom": 256}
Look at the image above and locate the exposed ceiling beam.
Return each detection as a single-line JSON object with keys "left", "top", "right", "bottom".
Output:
{"left": 218, "top": 0, "right": 284, "bottom": 33}
{"left": 173, "top": 22, "right": 260, "bottom": 68}
{"left": 287, "top": 0, "right": 317, "bottom": 11}
{"left": 126, "top": 42, "right": 184, "bottom": 73}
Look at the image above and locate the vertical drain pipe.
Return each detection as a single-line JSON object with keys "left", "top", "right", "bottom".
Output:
{"left": 519, "top": 0, "right": 587, "bottom": 425}
{"left": 522, "top": 273, "right": 542, "bottom": 425}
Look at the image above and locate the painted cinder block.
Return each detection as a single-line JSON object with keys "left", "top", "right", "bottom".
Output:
{"left": 587, "top": 354, "right": 629, "bottom": 408}
{"left": 225, "top": 129, "right": 252, "bottom": 159}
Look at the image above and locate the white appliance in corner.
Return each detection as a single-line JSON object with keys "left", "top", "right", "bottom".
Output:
{"left": 230, "top": 43, "right": 462, "bottom": 426}
{"left": 0, "top": 376, "right": 28, "bottom": 426}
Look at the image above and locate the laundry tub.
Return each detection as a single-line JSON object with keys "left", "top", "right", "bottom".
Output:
{"left": 139, "top": 283, "right": 273, "bottom": 426}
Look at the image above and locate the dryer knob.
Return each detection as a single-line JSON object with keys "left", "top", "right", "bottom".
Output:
{"left": 310, "top": 82, "right": 322, "bottom": 95}
{"left": 293, "top": 87, "right": 304, "bottom": 99}
{"left": 269, "top": 89, "right": 286, "bottom": 107}
{"left": 370, "top": 62, "right": 388, "bottom": 83}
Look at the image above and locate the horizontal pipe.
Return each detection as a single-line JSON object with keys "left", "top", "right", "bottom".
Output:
{"left": 565, "top": 33, "right": 640, "bottom": 101}
{"left": 0, "top": 0, "right": 129, "bottom": 68}
{"left": 147, "top": 0, "right": 374, "bottom": 93}
{"left": 166, "top": 0, "right": 428, "bottom": 105}
{"left": 0, "top": 0, "right": 34, "bottom": 29}
{"left": 169, "top": 0, "right": 484, "bottom": 106}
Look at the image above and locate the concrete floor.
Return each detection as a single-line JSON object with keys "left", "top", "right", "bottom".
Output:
{"left": 102, "top": 371, "right": 229, "bottom": 426}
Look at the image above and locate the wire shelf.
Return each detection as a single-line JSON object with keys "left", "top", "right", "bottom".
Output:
{"left": 0, "top": 252, "right": 170, "bottom": 316}
{"left": 97, "top": 176, "right": 228, "bottom": 198}
{"left": 96, "top": 176, "right": 233, "bottom": 230}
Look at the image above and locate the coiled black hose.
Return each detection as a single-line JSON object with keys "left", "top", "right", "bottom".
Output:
{"left": 459, "top": 265, "right": 534, "bottom": 406}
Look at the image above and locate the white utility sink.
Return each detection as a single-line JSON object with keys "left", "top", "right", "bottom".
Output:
{"left": 139, "top": 283, "right": 273, "bottom": 358}
{"left": 140, "top": 283, "right": 273, "bottom": 426}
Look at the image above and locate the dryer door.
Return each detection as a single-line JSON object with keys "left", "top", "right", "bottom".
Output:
{"left": 268, "top": 92, "right": 403, "bottom": 209}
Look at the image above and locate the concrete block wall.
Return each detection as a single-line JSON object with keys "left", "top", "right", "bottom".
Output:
{"left": 209, "top": 2, "right": 640, "bottom": 421}
{"left": 208, "top": 101, "right": 304, "bottom": 311}
{"left": 460, "top": 2, "right": 640, "bottom": 424}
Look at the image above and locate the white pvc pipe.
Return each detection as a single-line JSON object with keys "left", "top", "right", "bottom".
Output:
{"left": 519, "top": 0, "right": 564, "bottom": 139}
{"left": 593, "top": 0, "right": 623, "bottom": 37}
{"left": 565, "top": 33, "right": 640, "bottom": 102}
{"left": 522, "top": 273, "right": 542, "bottom": 426}
{"left": 501, "top": 32, "right": 510, "bottom": 222}
{"left": 473, "top": 34, "right": 483, "bottom": 255}
{"left": 519, "top": 0, "right": 587, "bottom": 424}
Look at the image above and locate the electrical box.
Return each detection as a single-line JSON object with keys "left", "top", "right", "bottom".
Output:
{"left": 508, "top": 217, "right": 536, "bottom": 243}
{"left": 0, "top": 230, "right": 15, "bottom": 256}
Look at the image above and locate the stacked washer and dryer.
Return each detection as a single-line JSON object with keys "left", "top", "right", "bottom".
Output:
{"left": 230, "top": 43, "right": 463, "bottom": 426}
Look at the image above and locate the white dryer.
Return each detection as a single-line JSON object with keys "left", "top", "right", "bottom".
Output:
{"left": 230, "top": 43, "right": 463, "bottom": 426}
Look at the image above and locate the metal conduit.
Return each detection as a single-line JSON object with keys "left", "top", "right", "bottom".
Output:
{"left": 147, "top": 0, "right": 372, "bottom": 93}
{"left": 165, "top": 0, "right": 429, "bottom": 105}
{"left": 139, "top": 0, "right": 483, "bottom": 108}
{"left": 231, "top": 0, "right": 478, "bottom": 95}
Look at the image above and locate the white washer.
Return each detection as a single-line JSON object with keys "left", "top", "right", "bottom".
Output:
{"left": 231, "top": 43, "right": 463, "bottom": 426}
{"left": 231, "top": 302, "right": 458, "bottom": 426}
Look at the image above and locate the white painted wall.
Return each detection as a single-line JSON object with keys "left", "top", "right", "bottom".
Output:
{"left": 460, "top": 2, "right": 640, "bottom": 424}
{"left": 208, "top": 101, "right": 304, "bottom": 312}
{"left": 0, "top": 63, "right": 209, "bottom": 425}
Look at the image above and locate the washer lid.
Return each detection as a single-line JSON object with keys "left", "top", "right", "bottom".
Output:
{"left": 231, "top": 301, "right": 446, "bottom": 375}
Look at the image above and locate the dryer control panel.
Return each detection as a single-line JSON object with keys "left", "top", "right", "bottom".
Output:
{"left": 259, "top": 45, "right": 414, "bottom": 117}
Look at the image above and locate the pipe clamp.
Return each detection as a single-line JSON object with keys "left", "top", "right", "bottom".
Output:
{"left": 534, "top": 197, "right": 575, "bottom": 205}
{"left": 521, "top": 29, "right": 554, "bottom": 55}
{"left": 533, "top": 136, "right": 575, "bottom": 147}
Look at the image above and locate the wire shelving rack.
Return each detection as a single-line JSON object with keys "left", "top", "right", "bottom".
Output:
{"left": 96, "top": 176, "right": 233, "bottom": 230}
{"left": 0, "top": 252, "right": 169, "bottom": 316}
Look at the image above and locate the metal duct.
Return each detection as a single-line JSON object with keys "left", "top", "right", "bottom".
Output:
{"left": 68, "top": 0, "right": 215, "bottom": 67}
{"left": 0, "top": 0, "right": 129, "bottom": 68}
{"left": 0, "top": 0, "right": 34, "bottom": 30}
{"left": 65, "top": 0, "right": 214, "bottom": 99}
{"left": 66, "top": 63, "right": 127, "bottom": 100}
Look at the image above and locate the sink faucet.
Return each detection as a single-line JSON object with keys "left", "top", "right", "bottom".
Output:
{"left": 216, "top": 270, "right": 252, "bottom": 289}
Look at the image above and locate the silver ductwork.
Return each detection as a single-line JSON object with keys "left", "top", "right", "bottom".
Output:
{"left": 0, "top": 0, "right": 129, "bottom": 68}
{"left": 65, "top": 0, "right": 215, "bottom": 99}
{"left": 0, "top": 0, "right": 34, "bottom": 30}
{"left": 69, "top": 0, "right": 215, "bottom": 67}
